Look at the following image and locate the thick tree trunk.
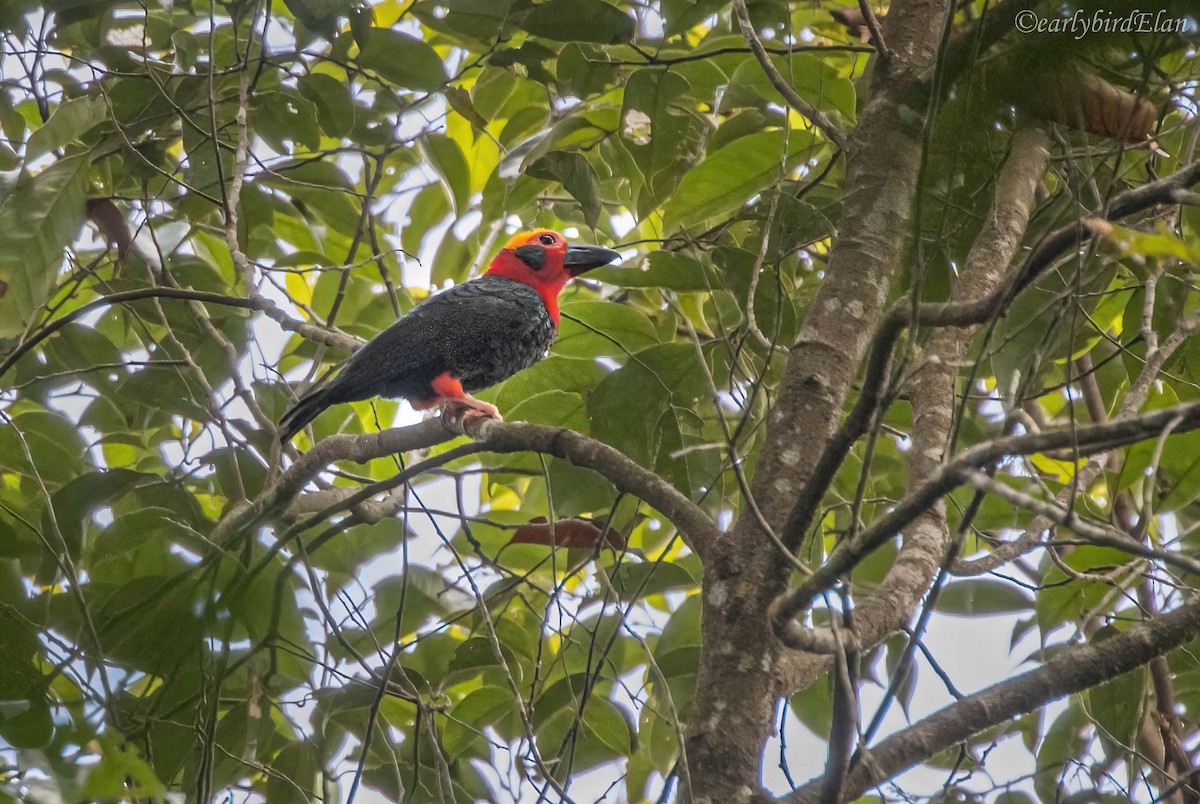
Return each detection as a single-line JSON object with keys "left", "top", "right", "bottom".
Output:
{"left": 682, "top": 2, "right": 950, "bottom": 800}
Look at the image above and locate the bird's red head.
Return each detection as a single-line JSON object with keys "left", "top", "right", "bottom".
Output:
{"left": 485, "top": 229, "right": 620, "bottom": 323}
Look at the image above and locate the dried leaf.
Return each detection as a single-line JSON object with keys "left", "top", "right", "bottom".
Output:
{"left": 829, "top": 7, "right": 872, "bottom": 44}
{"left": 86, "top": 198, "right": 131, "bottom": 262}
{"left": 508, "top": 517, "right": 626, "bottom": 549}
{"left": 1020, "top": 71, "right": 1158, "bottom": 142}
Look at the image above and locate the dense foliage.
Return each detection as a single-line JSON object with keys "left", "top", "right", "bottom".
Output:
{"left": 1, "top": 0, "right": 1199, "bottom": 802}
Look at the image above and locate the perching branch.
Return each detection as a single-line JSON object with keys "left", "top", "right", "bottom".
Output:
{"left": 449, "top": 409, "right": 719, "bottom": 559}
{"left": 210, "top": 411, "right": 718, "bottom": 560}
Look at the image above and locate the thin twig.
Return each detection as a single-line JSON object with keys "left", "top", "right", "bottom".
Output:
{"left": 731, "top": 0, "right": 848, "bottom": 150}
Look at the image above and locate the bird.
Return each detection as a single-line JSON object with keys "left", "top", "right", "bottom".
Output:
{"left": 278, "top": 229, "right": 620, "bottom": 442}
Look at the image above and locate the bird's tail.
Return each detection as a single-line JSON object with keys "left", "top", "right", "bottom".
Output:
{"left": 279, "top": 386, "right": 333, "bottom": 442}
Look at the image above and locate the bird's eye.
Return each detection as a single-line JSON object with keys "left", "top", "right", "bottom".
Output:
{"left": 538, "top": 233, "right": 556, "bottom": 246}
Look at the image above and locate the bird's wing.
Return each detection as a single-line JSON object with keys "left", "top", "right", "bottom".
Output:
{"left": 323, "top": 278, "right": 546, "bottom": 403}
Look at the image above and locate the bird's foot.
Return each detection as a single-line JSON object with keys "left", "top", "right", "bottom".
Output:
{"left": 439, "top": 396, "right": 504, "bottom": 424}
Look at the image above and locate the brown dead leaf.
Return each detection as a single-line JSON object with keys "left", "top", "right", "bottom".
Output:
{"left": 86, "top": 198, "right": 133, "bottom": 264}
{"left": 508, "top": 517, "right": 627, "bottom": 550}
{"left": 1020, "top": 71, "right": 1157, "bottom": 142}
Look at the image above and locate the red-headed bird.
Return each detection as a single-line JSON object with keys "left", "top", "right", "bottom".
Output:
{"left": 279, "top": 229, "right": 620, "bottom": 442}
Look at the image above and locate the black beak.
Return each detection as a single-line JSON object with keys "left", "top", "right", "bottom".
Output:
{"left": 564, "top": 244, "right": 621, "bottom": 276}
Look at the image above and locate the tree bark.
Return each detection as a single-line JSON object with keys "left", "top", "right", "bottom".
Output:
{"left": 776, "top": 597, "right": 1200, "bottom": 803}
{"left": 683, "top": 1, "right": 951, "bottom": 799}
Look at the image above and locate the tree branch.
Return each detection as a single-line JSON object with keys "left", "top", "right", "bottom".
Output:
{"left": 0, "top": 283, "right": 363, "bottom": 386}
{"left": 685, "top": 0, "right": 952, "bottom": 795}
{"left": 780, "top": 156, "right": 1200, "bottom": 553}
{"left": 772, "top": 398, "right": 1200, "bottom": 643}
{"left": 449, "top": 410, "right": 718, "bottom": 559}
{"left": 781, "top": 127, "right": 1048, "bottom": 664}
{"left": 961, "top": 466, "right": 1200, "bottom": 578}
{"left": 1, "top": 287, "right": 262, "bottom": 383}
{"left": 774, "top": 597, "right": 1200, "bottom": 803}
{"left": 210, "top": 411, "right": 718, "bottom": 560}
{"left": 731, "top": 0, "right": 848, "bottom": 150}
{"left": 209, "top": 418, "right": 452, "bottom": 546}
{"left": 953, "top": 304, "right": 1200, "bottom": 575}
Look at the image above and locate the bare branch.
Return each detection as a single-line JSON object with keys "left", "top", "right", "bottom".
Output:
{"left": 856, "top": 1, "right": 889, "bottom": 58}
{"left": 210, "top": 412, "right": 717, "bottom": 559}
{"left": 447, "top": 410, "right": 718, "bottom": 559}
{"left": 775, "top": 597, "right": 1200, "bottom": 804}
{"left": 731, "top": 0, "right": 848, "bottom": 150}
{"left": 772, "top": 398, "right": 1200, "bottom": 643}
{"left": 961, "top": 467, "right": 1200, "bottom": 578}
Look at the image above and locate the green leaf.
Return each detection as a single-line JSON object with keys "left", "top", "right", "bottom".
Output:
{"left": 588, "top": 251, "right": 716, "bottom": 292}
{"left": 606, "top": 560, "right": 696, "bottom": 601}
{"left": 401, "top": 182, "right": 452, "bottom": 256}
{"left": 1034, "top": 705, "right": 1087, "bottom": 801}
{"left": 535, "top": 697, "right": 632, "bottom": 772}
{"left": 587, "top": 342, "right": 711, "bottom": 492}
{"left": 935, "top": 579, "right": 1033, "bottom": 616}
{"left": 995, "top": 794, "right": 1037, "bottom": 804}
{"left": 297, "top": 72, "right": 355, "bottom": 138}
{"left": 556, "top": 300, "right": 658, "bottom": 358}
{"left": 505, "top": 389, "right": 589, "bottom": 430}
{"left": 654, "top": 593, "right": 702, "bottom": 666}
{"left": 556, "top": 43, "right": 612, "bottom": 98}
{"left": 420, "top": 133, "right": 471, "bottom": 215}
{"left": 0, "top": 142, "right": 17, "bottom": 170}
{"left": 283, "top": 0, "right": 351, "bottom": 40}
{"left": 730, "top": 53, "right": 857, "bottom": 123}
{"left": 45, "top": 468, "right": 148, "bottom": 568}
{"left": 0, "top": 604, "right": 42, "bottom": 701}
{"left": 412, "top": 0, "right": 519, "bottom": 44}
{"left": 492, "top": 356, "right": 608, "bottom": 411}
{"left": 25, "top": 96, "right": 108, "bottom": 160}
{"left": 0, "top": 153, "right": 91, "bottom": 337}
{"left": 1035, "top": 546, "right": 1136, "bottom": 636}
{"left": 0, "top": 409, "right": 88, "bottom": 485}
{"left": 266, "top": 741, "right": 320, "bottom": 804}
{"left": 664, "top": 129, "right": 815, "bottom": 229}
{"left": 93, "top": 576, "right": 206, "bottom": 670}
{"left": 81, "top": 735, "right": 167, "bottom": 799}
{"left": 254, "top": 90, "right": 321, "bottom": 153}
{"left": 583, "top": 696, "right": 634, "bottom": 754}
{"left": 1087, "top": 661, "right": 1145, "bottom": 749}
{"left": 789, "top": 674, "right": 834, "bottom": 739}
{"left": 443, "top": 687, "right": 515, "bottom": 759}
{"left": 619, "top": 69, "right": 701, "bottom": 212}
{"left": 356, "top": 28, "right": 447, "bottom": 91}
{"left": 521, "top": 0, "right": 634, "bottom": 44}
{"left": 526, "top": 151, "right": 602, "bottom": 227}
{"left": 0, "top": 698, "right": 53, "bottom": 750}
{"left": 445, "top": 85, "right": 490, "bottom": 131}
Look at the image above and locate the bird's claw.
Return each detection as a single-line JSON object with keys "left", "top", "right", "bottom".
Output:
{"left": 439, "top": 397, "right": 504, "bottom": 425}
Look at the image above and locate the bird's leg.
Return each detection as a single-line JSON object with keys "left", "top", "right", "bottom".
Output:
{"left": 439, "top": 395, "right": 503, "bottom": 421}
{"left": 423, "top": 373, "right": 504, "bottom": 422}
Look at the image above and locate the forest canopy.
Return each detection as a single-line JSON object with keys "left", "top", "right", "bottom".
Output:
{"left": 1, "top": 1, "right": 1200, "bottom": 802}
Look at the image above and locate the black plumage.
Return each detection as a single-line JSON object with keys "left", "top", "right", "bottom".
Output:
{"left": 279, "top": 275, "right": 555, "bottom": 441}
